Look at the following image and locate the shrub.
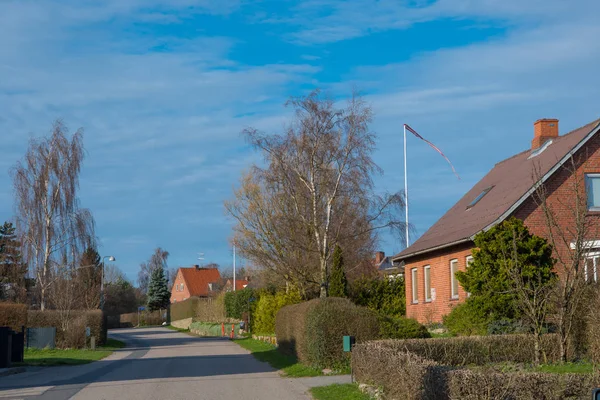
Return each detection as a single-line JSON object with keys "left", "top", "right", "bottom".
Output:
{"left": 350, "top": 276, "right": 405, "bottom": 317}
{"left": 443, "top": 300, "right": 488, "bottom": 336}
{"left": 276, "top": 297, "right": 380, "bottom": 369}
{"left": 352, "top": 341, "right": 445, "bottom": 400}
{"left": 254, "top": 290, "right": 302, "bottom": 334}
{"left": 27, "top": 310, "right": 106, "bottom": 348}
{"left": 586, "top": 287, "right": 600, "bottom": 364}
{"left": 195, "top": 294, "right": 226, "bottom": 323}
{"left": 379, "top": 316, "right": 431, "bottom": 339}
{"left": 0, "top": 302, "right": 27, "bottom": 331}
{"left": 352, "top": 340, "right": 600, "bottom": 400}
{"left": 224, "top": 288, "right": 255, "bottom": 320}
{"left": 171, "top": 297, "right": 199, "bottom": 322}
{"left": 360, "top": 334, "right": 562, "bottom": 367}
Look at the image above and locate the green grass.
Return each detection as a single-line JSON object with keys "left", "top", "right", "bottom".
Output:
{"left": 310, "top": 384, "right": 371, "bottom": 400}
{"left": 19, "top": 339, "right": 126, "bottom": 367}
{"left": 534, "top": 362, "right": 594, "bottom": 374}
{"left": 233, "top": 337, "right": 323, "bottom": 377}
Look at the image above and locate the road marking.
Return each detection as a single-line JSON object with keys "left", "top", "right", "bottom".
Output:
{"left": 0, "top": 386, "right": 52, "bottom": 398}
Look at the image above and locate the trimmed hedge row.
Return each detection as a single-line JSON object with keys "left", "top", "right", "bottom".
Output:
{"left": 28, "top": 310, "right": 106, "bottom": 348}
{"left": 171, "top": 297, "right": 199, "bottom": 322}
{"left": 171, "top": 296, "right": 228, "bottom": 324}
{"left": 0, "top": 303, "right": 27, "bottom": 331}
{"left": 373, "top": 334, "right": 562, "bottom": 366}
{"left": 276, "top": 297, "right": 380, "bottom": 369}
{"left": 352, "top": 340, "right": 600, "bottom": 400}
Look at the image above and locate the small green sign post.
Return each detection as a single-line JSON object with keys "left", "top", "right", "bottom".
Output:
{"left": 343, "top": 336, "right": 356, "bottom": 383}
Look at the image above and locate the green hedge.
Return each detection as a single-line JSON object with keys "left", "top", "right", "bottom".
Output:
{"left": 352, "top": 340, "right": 600, "bottom": 400}
{"left": 379, "top": 316, "right": 431, "bottom": 339}
{"left": 253, "top": 290, "right": 302, "bottom": 334}
{"left": 28, "top": 310, "right": 106, "bottom": 348}
{"left": 224, "top": 288, "right": 255, "bottom": 320}
{"left": 276, "top": 297, "right": 380, "bottom": 369}
{"left": 0, "top": 303, "right": 27, "bottom": 331}
{"left": 171, "top": 297, "right": 199, "bottom": 322}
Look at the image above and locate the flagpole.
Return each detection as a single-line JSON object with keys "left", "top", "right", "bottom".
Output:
{"left": 404, "top": 124, "right": 409, "bottom": 248}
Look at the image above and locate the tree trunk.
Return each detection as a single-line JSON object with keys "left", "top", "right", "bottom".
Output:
{"left": 320, "top": 258, "right": 328, "bottom": 298}
{"left": 534, "top": 332, "right": 541, "bottom": 366}
{"left": 40, "top": 286, "right": 46, "bottom": 311}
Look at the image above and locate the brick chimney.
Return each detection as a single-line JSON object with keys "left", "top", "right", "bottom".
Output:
{"left": 532, "top": 119, "right": 559, "bottom": 149}
{"left": 375, "top": 251, "right": 385, "bottom": 264}
{"left": 194, "top": 264, "right": 200, "bottom": 270}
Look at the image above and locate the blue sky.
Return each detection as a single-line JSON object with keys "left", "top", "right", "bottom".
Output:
{"left": 1, "top": 0, "right": 600, "bottom": 282}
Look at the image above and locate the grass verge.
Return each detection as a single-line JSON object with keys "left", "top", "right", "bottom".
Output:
{"left": 19, "top": 339, "right": 126, "bottom": 367}
{"left": 233, "top": 337, "right": 323, "bottom": 377}
{"left": 165, "top": 325, "right": 190, "bottom": 333}
{"left": 533, "top": 362, "right": 594, "bottom": 374}
{"left": 310, "top": 384, "right": 371, "bottom": 400}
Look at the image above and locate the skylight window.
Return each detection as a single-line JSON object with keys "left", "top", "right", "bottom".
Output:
{"left": 467, "top": 186, "right": 493, "bottom": 209}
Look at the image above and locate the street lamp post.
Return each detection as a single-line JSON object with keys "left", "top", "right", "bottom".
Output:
{"left": 101, "top": 255, "right": 116, "bottom": 311}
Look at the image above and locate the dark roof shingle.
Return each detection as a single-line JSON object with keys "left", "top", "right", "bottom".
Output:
{"left": 393, "top": 119, "right": 600, "bottom": 261}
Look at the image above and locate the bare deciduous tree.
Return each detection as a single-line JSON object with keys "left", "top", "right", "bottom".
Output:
{"left": 226, "top": 90, "right": 406, "bottom": 297}
{"left": 533, "top": 155, "right": 600, "bottom": 361}
{"left": 138, "top": 247, "right": 169, "bottom": 295}
{"left": 12, "top": 121, "right": 96, "bottom": 310}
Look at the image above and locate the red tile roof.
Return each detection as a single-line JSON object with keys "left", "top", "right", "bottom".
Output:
{"left": 393, "top": 119, "right": 600, "bottom": 261}
{"left": 226, "top": 279, "right": 249, "bottom": 290}
{"left": 179, "top": 267, "right": 221, "bottom": 297}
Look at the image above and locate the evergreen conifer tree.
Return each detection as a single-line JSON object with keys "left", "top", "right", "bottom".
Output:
{"left": 329, "top": 245, "right": 348, "bottom": 297}
{"left": 147, "top": 267, "right": 171, "bottom": 312}
{"left": 0, "top": 221, "right": 27, "bottom": 302}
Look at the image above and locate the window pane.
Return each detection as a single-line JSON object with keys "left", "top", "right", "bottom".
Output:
{"left": 587, "top": 175, "right": 600, "bottom": 209}
{"left": 412, "top": 269, "right": 418, "bottom": 303}
{"left": 424, "top": 267, "right": 431, "bottom": 301}
{"left": 451, "top": 260, "right": 459, "bottom": 298}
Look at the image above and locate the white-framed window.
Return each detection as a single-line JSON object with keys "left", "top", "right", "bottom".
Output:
{"left": 450, "top": 259, "right": 459, "bottom": 299}
{"left": 411, "top": 268, "right": 418, "bottom": 303}
{"left": 181, "top": 283, "right": 184, "bottom": 291}
{"left": 424, "top": 266, "right": 431, "bottom": 302}
{"left": 585, "top": 254, "right": 600, "bottom": 282}
{"left": 586, "top": 174, "right": 600, "bottom": 211}
{"left": 465, "top": 256, "right": 473, "bottom": 297}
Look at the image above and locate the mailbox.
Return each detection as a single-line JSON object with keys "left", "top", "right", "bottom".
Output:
{"left": 343, "top": 335, "right": 355, "bottom": 352}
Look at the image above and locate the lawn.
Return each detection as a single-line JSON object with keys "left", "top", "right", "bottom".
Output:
{"left": 165, "top": 325, "right": 190, "bottom": 333}
{"left": 533, "top": 362, "right": 594, "bottom": 374}
{"left": 19, "top": 338, "right": 126, "bottom": 366}
{"left": 233, "top": 337, "right": 323, "bottom": 377}
{"left": 310, "top": 384, "right": 371, "bottom": 400}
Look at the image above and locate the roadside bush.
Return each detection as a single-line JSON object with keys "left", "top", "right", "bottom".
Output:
{"left": 224, "top": 288, "right": 255, "bottom": 320}
{"left": 352, "top": 340, "right": 600, "bottom": 400}
{"left": 195, "top": 294, "right": 226, "bottom": 322}
{"left": 447, "top": 369, "right": 600, "bottom": 400}
{"left": 171, "top": 297, "right": 199, "bottom": 322}
{"left": 352, "top": 341, "right": 445, "bottom": 400}
{"left": 586, "top": 287, "right": 600, "bottom": 364}
{"left": 28, "top": 310, "right": 106, "bottom": 348}
{"left": 443, "top": 300, "right": 488, "bottom": 336}
{"left": 276, "top": 297, "right": 380, "bottom": 369}
{"left": 350, "top": 276, "right": 405, "bottom": 317}
{"left": 254, "top": 290, "right": 302, "bottom": 334}
{"left": 0, "top": 302, "right": 27, "bottom": 331}
{"left": 362, "top": 334, "right": 562, "bottom": 366}
{"left": 379, "top": 316, "right": 431, "bottom": 339}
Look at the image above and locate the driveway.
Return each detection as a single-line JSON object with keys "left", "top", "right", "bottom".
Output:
{"left": 0, "top": 327, "right": 321, "bottom": 400}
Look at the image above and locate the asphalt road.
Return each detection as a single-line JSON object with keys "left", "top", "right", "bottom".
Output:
{"left": 0, "top": 327, "right": 329, "bottom": 400}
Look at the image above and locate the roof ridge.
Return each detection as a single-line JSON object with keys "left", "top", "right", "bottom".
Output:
{"left": 493, "top": 118, "right": 600, "bottom": 168}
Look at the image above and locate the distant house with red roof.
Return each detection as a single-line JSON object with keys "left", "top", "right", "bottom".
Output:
{"left": 223, "top": 278, "right": 249, "bottom": 292}
{"left": 170, "top": 266, "right": 221, "bottom": 303}
{"left": 393, "top": 118, "right": 600, "bottom": 324}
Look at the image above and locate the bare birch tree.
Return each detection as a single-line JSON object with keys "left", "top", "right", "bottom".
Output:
{"left": 533, "top": 155, "right": 598, "bottom": 361}
{"left": 12, "top": 121, "right": 96, "bottom": 310}
{"left": 138, "top": 247, "right": 169, "bottom": 295}
{"left": 226, "top": 90, "right": 406, "bottom": 297}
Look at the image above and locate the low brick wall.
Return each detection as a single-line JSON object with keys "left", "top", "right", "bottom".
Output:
{"left": 171, "top": 317, "right": 193, "bottom": 330}
{"left": 253, "top": 334, "right": 278, "bottom": 346}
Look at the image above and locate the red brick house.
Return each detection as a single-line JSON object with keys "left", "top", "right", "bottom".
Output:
{"left": 392, "top": 118, "right": 600, "bottom": 324}
{"left": 170, "top": 266, "right": 221, "bottom": 303}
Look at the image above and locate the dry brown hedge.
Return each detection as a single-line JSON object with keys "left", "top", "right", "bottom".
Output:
{"left": 369, "top": 334, "right": 562, "bottom": 366}
{"left": 0, "top": 303, "right": 27, "bottom": 331}
{"left": 28, "top": 310, "right": 106, "bottom": 348}
{"left": 352, "top": 339, "right": 596, "bottom": 400}
{"left": 276, "top": 297, "right": 380, "bottom": 369}
{"left": 171, "top": 297, "right": 199, "bottom": 322}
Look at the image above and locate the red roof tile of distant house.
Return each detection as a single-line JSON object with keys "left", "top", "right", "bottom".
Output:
{"left": 179, "top": 267, "right": 221, "bottom": 297}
